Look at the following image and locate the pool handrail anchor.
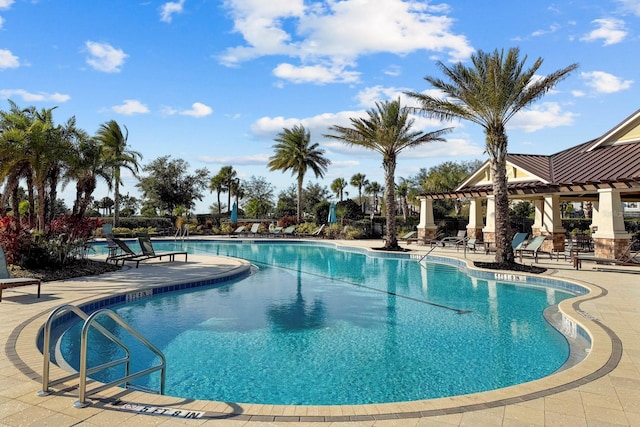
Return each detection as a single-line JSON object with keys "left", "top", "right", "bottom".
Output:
{"left": 38, "top": 304, "right": 166, "bottom": 408}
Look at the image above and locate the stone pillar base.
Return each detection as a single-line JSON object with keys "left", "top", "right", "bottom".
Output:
{"left": 466, "top": 227, "right": 483, "bottom": 241}
{"left": 418, "top": 227, "right": 438, "bottom": 242}
{"left": 533, "top": 229, "right": 565, "bottom": 252}
{"left": 594, "top": 237, "right": 630, "bottom": 259}
{"left": 482, "top": 231, "right": 495, "bottom": 244}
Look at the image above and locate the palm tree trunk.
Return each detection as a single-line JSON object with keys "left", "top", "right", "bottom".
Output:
{"left": 297, "top": 175, "right": 303, "bottom": 223}
{"left": 488, "top": 131, "right": 514, "bottom": 264}
{"left": 383, "top": 157, "right": 398, "bottom": 249}
{"left": 113, "top": 170, "right": 120, "bottom": 227}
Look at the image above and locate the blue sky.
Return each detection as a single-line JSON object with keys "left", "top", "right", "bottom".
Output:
{"left": 1, "top": 0, "right": 638, "bottom": 213}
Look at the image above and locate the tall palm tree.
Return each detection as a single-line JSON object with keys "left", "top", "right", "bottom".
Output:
{"left": 407, "top": 47, "right": 577, "bottom": 263}
{"left": 326, "top": 99, "right": 450, "bottom": 250}
{"left": 330, "top": 177, "right": 347, "bottom": 201}
{"left": 96, "top": 120, "right": 142, "bottom": 227}
{"left": 350, "top": 173, "right": 369, "bottom": 212}
{"left": 268, "top": 124, "right": 331, "bottom": 222}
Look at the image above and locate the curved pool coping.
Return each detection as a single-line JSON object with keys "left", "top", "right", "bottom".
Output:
{"left": 10, "top": 240, "right": 620, "bottom": 423}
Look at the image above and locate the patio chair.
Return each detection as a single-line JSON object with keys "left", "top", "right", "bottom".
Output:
{"left": 229, "top": 225, "right": 246, "bottom": 237}
{"left": 440, "top": 230, "right": 466, "bottom": 247}
{"left": 484, "top": 232, "right": 528, "bottom": 254}
{"left": 270, "top": 226, "right": 283, "bottom": 237}
{"left": 0, "top": 246, "right": 41, "bottom": 302}
{"left": 248, "top": 223, "right": 261, "bottom": 237}
{"left": 516, "top": 236, "right": 552, "bottom": 263}
{"left": 135, "top": 234, "right": 188, "bottom": 268}
{"left": 573, "top": 242, "right": 640, "bottom": 270}
{"left": 459, "top": 238, "right": 479, "bottom": 252}
{"left": 398, "top": 231, "right": 418, "bottom": 244}
{"left": 107, "top": 237, "right": 147, "bottom": 266}
{"left": 281, "top": 225, "right": 297, "bottom": 237}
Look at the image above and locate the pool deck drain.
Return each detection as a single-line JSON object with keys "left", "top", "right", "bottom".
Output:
{"left": 2, "top": 239, "right": 640, "bottom": 426}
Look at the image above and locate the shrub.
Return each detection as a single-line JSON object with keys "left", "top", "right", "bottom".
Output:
{"left": 277, "top": 216, "right": 298, "bottom": 228}
{"left": 0, "top": 216, "right": 32, "bottom": 265}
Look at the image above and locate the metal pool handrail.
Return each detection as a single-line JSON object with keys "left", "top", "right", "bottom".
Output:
{"left": 38, "top": 304, "right": 166, "bottom": 408}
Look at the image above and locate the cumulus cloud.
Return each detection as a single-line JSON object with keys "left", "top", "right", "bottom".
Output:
{"left": 160, "top": 0, "right": 185, "bottom": 23}
{"left": 273, "top": 63, "right": 360, "bottom": 84}
{"left": 112, "top": 99, "right": 149, "bottom": 115}
{"left": 0, "top": 49, "right": 19, "bottom": 69}
{"left": 85, "top": 41, "right": 128, "bottom": 73}
{"left": 616, "top": 0, "right": 640, "bottom": 16}
{"left": 180, "top": 102, "right": 213, "bottom": 117}
{"left": 0, "top": 0, "right": 14, "bottom": 9}
{"left": 0, "top": 89, "right": 70, "bottom": 102}
{"left": 219, "top": 0, "right": 474, "bottom": 84}
{"left": 197, "top": 154, "right": 270, "bottom": 165}
{"left": 580, "top": 18, "right": 627, "bottom": 45}
{"left": 581, "top": 71, "right": 633, "bottom": 93}
{"left": 509, "top": 102, "right": 578, "bottom": 132}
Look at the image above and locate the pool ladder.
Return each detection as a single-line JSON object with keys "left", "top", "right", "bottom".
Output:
{"left": 38, "top": 304, "right": 166, "bottom": 408}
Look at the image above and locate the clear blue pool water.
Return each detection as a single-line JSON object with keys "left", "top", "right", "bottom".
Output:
{"left": 58, "top": 240, "right": 576, "bottom": 405}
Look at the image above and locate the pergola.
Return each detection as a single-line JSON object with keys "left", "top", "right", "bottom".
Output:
{"left": 417, "top": 108, "right": 640, "bottom": 259}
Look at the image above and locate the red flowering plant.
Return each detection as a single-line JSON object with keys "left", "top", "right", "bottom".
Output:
{"left": 35, "top": 216, "right": 104, "bottom": 266}
{"left": 0, "top": 216, "right": 33, "bottom": 265}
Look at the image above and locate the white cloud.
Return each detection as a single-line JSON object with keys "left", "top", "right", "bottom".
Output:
{"left": 197, "top": 154, "right": 270, "bottom": 165}
{"left": 0, "top": 49, "right": 19, "bottom": 69}
{"left": 180, "top": 102, "right": 213, "bottom": 117}
{"left": 273, "top": 63, "right": 360, "bottom": 84}
{"left": 0, "top": 0, "right": 14, "bottom": 10}
{"left": 616, "top": 0, "right": 640, "bottom": 16}
{"left": 85, "top": 41, "right": 128, "bottom": 73}
{"left": 509, "top": 102, "right": 578, "bottom": 132}
{"left": 0, "top": 89, "right": 70, "bottom": 103}
{"left": 580, "top": 18, "right": 627, "bottom": 46}
{"left": 112, "top": 99, "right": 149, "bottom": 115}
{"left": 219, "top": 0, "right": 474, "bottom": 84}
{"left": 160, "top": 0, "right": 185, "bottom": 23}
{"left": 530, "top": 23, "right": 561, "bottom": 37}
{"left": 581, "top": 71, "right": 633, "bottom": 93}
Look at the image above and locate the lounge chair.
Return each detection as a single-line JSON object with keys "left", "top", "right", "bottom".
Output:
{"left": 398, "top": 231, "right": 418, "bottom": 244}
{"left": 573, "top": 243, "right": 640, "bottom": 270}
{"left": 459, "top": 238, "right": 479, "bottom": 252}
{"left": 230, "top": 225, "right": 246, "bottom": 237}
{"left": 107, "top": 238, "right": 146, "bottom": 266}
{"left": 134, "top": 234, "right": 188, "bottom": 267}
{"left": 0, "top": 246, "right": 41, "bottom": 302}
{"left": 270, "top": 226, "right": 283, "bottom": 237}
{"left": 248, "top": 223, "right": 261, "bottom": 237}
{"left": 484, "top": 232, "right": 528, "bottom": 254}
{"left": 280, "top": 225, "right": 297, "bottom": 237}
{"left": 516, "top": 236, "right": 552, "bottom": 263}
{"left": 440, "top": 230, "right": 466, "bottom": 247}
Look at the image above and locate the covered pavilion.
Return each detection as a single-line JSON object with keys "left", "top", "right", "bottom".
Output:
{"left": 417, "top": 108, "right": 640, "bottom": 259}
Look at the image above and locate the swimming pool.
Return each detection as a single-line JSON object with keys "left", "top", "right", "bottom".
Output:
{"left": 56, "top": 240, "right": 586, "bottom": 405}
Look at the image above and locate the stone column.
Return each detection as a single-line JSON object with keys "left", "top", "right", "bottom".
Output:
{"left": 532, "top": 198, "right": 544, "bottom": 237}
{"left": 466, "top": 197, "right": 484, "bottom": 240}
{"left": 417, "top": 197, "right": 438, "bottom": 242}
{"left": 482, "top": 195, "right": 495, "bottom": 243}
{"left": 540, "top": 194, "right": 566, "bottom": 252}
{"left": 592, "top": 189, "right": 630, "bottom": 258}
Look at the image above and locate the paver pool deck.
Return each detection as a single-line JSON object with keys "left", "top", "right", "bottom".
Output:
{"left": 1, "top": 238, "right": 640, "bottom": 426}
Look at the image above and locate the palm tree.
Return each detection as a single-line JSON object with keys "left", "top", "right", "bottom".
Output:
{"left": 217, "top": 166, "right": 237, "bottom": 213}
{"left": 330, "top": 177, "right": 347, "bottom": 201}
{"left": 350, "top": 173, "right": 369, "bottom": 212}
{"left": 407, "top": 47, "right": 577, "bottom": 263}
{"left": 365, "top": 181, "right": 383, "bottom": 214}
{"left": 64, "top": 135, "right": 113, "bottom": 218}
{"left": 396, "top": 178, "right": 410, "bottom": 220}
{"left": 268, "top": 124, "right": 331, "bottom": 222}
{"left": 96, "top": 120, "right": 142, "bottom": 227}
{"left": 326, "top": 99, "right": 450, "bottom": 249}
{"left": 208, "top": 173, "right": 225, "bottom": 214}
